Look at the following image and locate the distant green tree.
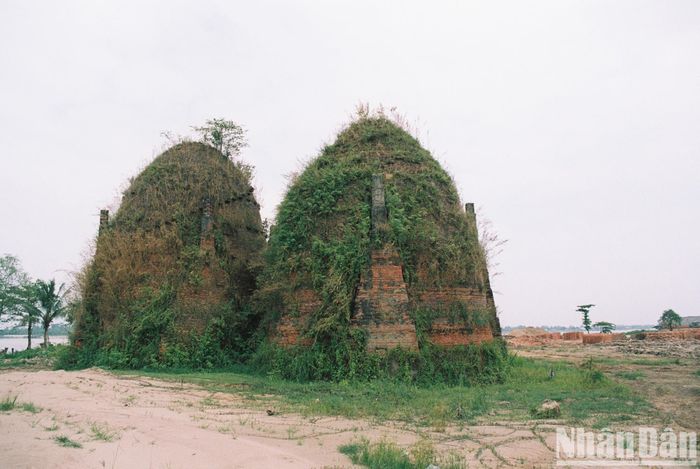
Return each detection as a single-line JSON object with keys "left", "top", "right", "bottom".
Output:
{"left": 593, "top": 321, "right": 615, "bottom": 334}
{"left": 658, "top": 309, "right": 682, "bottom": 331}
{"left": 11, "top": 283, "right": 41, "bottom": 349}
{"left": 0, "top": 254, "right": 28, "bottom": 319}
{"left": 577, "top": 304, "right": 595, "bottom": 333}
{"left": 192, "top": 118, "right": 247, "bottom": 159}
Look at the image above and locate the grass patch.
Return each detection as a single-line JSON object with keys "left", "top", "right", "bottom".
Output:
{"left": 119, "top": 356, "right": 650, "bottom": 429}
{"left": 592, "top": 357, "right": 685, "bottom": 367}
{"left": 20, "top": 402, "right": 41, "bottom": 413}
{"left": 0, "top": 345, "right": 68, "bottom": 370}
{"left": 0, "top": 395, "right": 18, "bottom": 411}
{"left": 0, "top": 395, "right": 42, "bottom": 413}
{"left": 693, "top": 370, "right": 700, "bottom": 378}
{"left": 615, "top": 371, "right": 646, "bottom": 381}
{"left": 54, "top": 435, "right": 82, "bottom": 448}
{"left": 90, "top": 422, "right": 117, "bottom": 442}
{"left": 340, "top": 438, "right": 465, "bottom": 469}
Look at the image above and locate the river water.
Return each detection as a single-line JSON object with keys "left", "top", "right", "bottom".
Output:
{"left": 0, "top": 335, "right": 69, "bottom": 353}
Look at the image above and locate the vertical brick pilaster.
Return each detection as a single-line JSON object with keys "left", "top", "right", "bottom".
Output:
{"left": 200, "top": 196, "right": 214, "bottom": 252}
{"left": 98, "top": 209, "right": 109, "bottom": 235}
{"left": 352, "top": 174, "right": 418, "bottom": 351}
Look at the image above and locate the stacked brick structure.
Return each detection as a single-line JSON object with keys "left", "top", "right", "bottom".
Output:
{"left": 98, "top": 209, "right": 109, "bottom": 235}
{"left": 267, "top": 117, "right": 502, "bottom": 352}
{"left": 76, "top": 142, "right": 265, "bottom": 347}
{"left": 352, "top": 175, "right": 418, "bottom": 351}
{"left": 274, "top": 173, "right": 500, "bottom": 350}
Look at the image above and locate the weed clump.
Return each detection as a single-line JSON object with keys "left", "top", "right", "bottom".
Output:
{"left": 0, "top": 395, "right": 18, "bottom": 411}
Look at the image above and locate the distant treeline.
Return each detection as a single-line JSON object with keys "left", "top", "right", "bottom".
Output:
{"left": 0, "top": 323, "right": 72, "bottom": 337}
{"left": 501, "top": 324, "right": 655, "bottom": 333}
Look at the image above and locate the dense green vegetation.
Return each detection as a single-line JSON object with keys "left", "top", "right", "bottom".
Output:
{"left": 251, "top": 340, "right": 509, "bottom": 385}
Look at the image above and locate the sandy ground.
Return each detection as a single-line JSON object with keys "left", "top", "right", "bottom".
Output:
{"left": 0, "top": 369, "right": 558, "bottom": 469}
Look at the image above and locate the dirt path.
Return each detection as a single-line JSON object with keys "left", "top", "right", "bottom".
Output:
{"left": 0, "top": 369, "right": 557, "bottom": 469}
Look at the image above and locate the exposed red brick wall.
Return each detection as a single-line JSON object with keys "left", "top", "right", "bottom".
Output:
{"left": 414, "top": 287, "right": 491, "bottom": 309}
{"left": 428, "top": 323, "right": 493, "bottom": 346}
{"left": 582, "top": 333, "right": 614, "bottom": 344}
{"left": 364, "top": 322, "right": 419, "bottom": 350}
{"left": 269, "top": 178, "right": 501, "bottom": 351}
{"left": 562, "top": 332, "right": 583, "bottom": 341}
{"left": 353, "top": 247, "right": 418, "bottom": 351}
{"left": 639, "top": 328, "right": 700, "bottom": 341}
{"left": 273, "top": 288, "right": 320, "bottom": 346}
{"left": 412, "top": 286, "right": 498, "bottom": 346}
{"left": 275, "top": 317, "right": 313, "bottom": 346}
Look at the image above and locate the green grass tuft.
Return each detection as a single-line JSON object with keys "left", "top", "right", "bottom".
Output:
{"left": 615, "top": 371, "right": 646, "bottom": 381}
{"left": 0, "top": 395, "right": 18, "bottom": 411}
{"left": 90, "top": 422, "right": 117, "bottom": 442}
{"left": 0, "top": 395, "right": 42, "bottom": 413}
{"left": 20, "top": 402, "right": 41, "bottom": 413}
{"left": 340, "top": 438, "right": 465, "bottom": 469}
{"left": 54, "top": 435, "right": 82, "bottom": 448}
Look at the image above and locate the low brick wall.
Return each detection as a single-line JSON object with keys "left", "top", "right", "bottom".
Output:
{"left": 562, "top": 332, "right": 583, "bottom": 341}
{"left": 582, "top": 333, "right": 614, "bottom": 344}
{"left": 640, "top": 328, "right": 700, "bottom": 341}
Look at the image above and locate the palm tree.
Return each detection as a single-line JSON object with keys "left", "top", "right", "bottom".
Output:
{"left": 16, "top": 280, "right": 68, "bottom": 348}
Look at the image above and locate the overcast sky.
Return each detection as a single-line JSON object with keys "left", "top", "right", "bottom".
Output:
{"left": 1, "top": 1, "right": 698, "bottom": 327}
